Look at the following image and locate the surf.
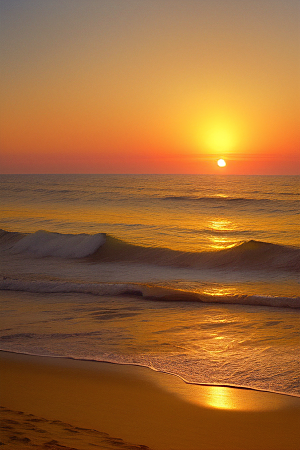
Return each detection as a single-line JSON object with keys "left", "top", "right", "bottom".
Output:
{"left": 1, "top": 278, "right": 299, "bottom": 309}
{"left": 1, "top": 229, "right": 299, "bottom": 273}
{"left": 0, "top": 229, "right": 106, "bottom": 258}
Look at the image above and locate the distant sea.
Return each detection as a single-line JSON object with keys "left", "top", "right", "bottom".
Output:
{"left": 0, "top": 174, "right": 299, "bottom": 396}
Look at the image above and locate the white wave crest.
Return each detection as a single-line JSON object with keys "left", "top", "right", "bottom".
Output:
{"left": 9, "top": 231, "right": 106, "bottom": 258}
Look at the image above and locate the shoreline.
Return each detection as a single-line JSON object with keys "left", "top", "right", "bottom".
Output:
{"left": 1, "top": 348, "right": 300, "bottom": 399}
{"left": 1, "top": 350, "right": 300, "bottom": 450}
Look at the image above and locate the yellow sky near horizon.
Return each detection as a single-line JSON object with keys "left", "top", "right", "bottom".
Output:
{"left": 0, "top": 0, "right": 299, "bottom": 174}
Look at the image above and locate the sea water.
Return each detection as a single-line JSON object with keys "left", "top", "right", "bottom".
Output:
{"left": 0, "top": 175, "right": 299, "bottom": 396}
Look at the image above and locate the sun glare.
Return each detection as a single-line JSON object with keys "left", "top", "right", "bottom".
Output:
{"left": 200, "top": 120, "right": 239, "bottom": 154}
{"left": 217, "top": 159, "right": 226, "bottom": 167}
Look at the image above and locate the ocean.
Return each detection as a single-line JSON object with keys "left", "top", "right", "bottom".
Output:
{"left": 0, "top": 174, "right": 299, "bottom": 397}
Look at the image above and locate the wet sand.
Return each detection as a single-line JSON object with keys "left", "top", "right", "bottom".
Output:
{"left": 1, "top": 350, "right": 300, "bottom": 450}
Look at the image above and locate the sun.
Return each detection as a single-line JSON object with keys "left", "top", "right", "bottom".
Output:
{"left": 217, "top": 159, "right": 226, "bottom": 167}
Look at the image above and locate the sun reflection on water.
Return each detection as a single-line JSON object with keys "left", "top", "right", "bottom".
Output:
{"left": 207, "top": 219, "right": 239, "bottom": 249}
{"left": 209, "top": 219, "right": 233, "bottom": 231}
{"left": 155, "top": 375, "right": 292, "bottom": 412}
{"left": 209, "top": 236, "right": 236, "bottom": 250}
{"left": 202, "top": 286, "right": 238, "bottom": 296}
{"left": 205, "top": 386, "right": 237, "bottom": 410}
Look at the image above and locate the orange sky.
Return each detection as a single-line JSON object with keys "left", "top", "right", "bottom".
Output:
{"left": 1, "top": 0, "right": 299, "bottom": 174}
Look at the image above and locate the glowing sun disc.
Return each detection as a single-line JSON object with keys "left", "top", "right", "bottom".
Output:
{"left": 217, "top": 159, "right": 226, "bottom": 167}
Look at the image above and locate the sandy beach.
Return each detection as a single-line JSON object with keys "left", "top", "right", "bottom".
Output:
{"left": 1, "top": 350, "right": 300, "bottom": 450}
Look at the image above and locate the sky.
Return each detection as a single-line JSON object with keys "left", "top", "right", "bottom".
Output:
{"left": 0, "top": 0, "right": 299, "bottom": 174}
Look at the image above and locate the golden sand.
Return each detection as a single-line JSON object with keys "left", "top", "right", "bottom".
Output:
{"left": 0, "top": 406, "right": 152, "bottom": 450}
{"left": 1, "top": 351, "right": 300, "bottom": 450}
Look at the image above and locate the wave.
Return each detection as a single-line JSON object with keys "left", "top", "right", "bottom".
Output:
{"left": 163, "top": 195, "right": 270, "bottom": 202}
{"left": 1, "top": 278, "right": 299, "bottom": 309}
{"left": 162, "top": 195, "right": 299, "bottom": 204}
{"left": 0, "top": 278, "right": 143, "bottom": 297}
{"left": 0, "top": 229, "right": 105, "bottom": 258}
{"left": 161, "top": 195, "right": 299, "bottom": 211}
{"left": 91, "top": 236, "right": 300, "bottom": 272}
{"left": 1, "top": 229, "right": 299, "bottom": 272}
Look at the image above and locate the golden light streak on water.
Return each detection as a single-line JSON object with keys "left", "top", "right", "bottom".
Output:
{"left": 209, "top": 219, "right": 231, "bottom": 231}
{"left": 202, "top": 286, "right": 238, "bottom": 297}
{"left": 209, "top": 235, "right": 236, "bottom": 250}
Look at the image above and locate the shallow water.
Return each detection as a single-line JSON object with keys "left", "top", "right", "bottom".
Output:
{"left": 1, "top": 290, "right": 299, "bottom": 396}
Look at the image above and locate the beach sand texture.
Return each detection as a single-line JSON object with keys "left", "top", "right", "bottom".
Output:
{"left": 1, "top": 351, "right": 300, "bottom": 450}
{"left": 0, "top": 406, "right": 152, "bottom": 450}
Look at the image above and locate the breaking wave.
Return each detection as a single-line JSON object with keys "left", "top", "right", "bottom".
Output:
{"left": 1, "top": 229, "right": 299, "bottom": 272}
{"left": 0, "top": 229, "right": 105, "bottom": 258}
{"left": 1, "top": 278, "right": 299, "bottom": 309}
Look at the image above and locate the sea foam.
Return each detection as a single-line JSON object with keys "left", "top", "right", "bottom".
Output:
{"left": 8, "top": 230, "right": 106, "bottom": 258}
